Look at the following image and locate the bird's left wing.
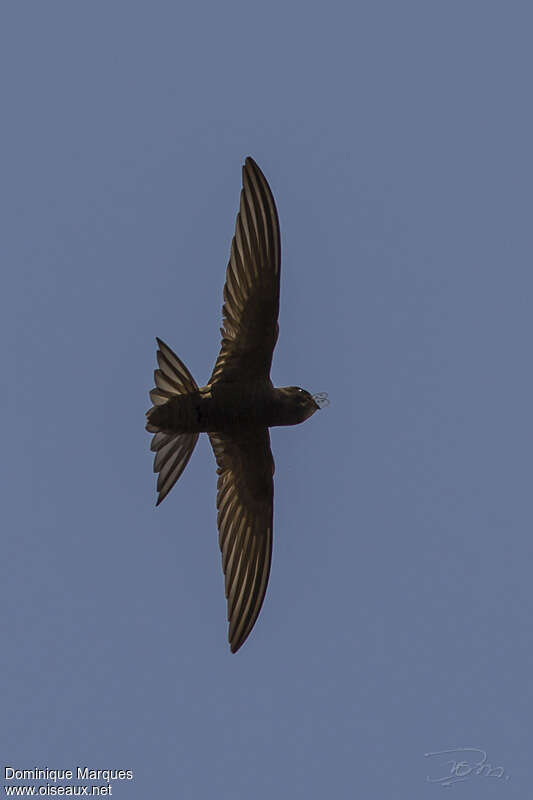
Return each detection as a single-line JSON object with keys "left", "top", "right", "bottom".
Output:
{"left": 209, "top": 157, "right": 281, "bottom": 385}
{"left": 208, "top": 428, "right": 274, "bottom": 652}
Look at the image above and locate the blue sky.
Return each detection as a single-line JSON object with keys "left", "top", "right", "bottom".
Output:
{"left": 2, "top": 2, "right": 532, "bottom": 798}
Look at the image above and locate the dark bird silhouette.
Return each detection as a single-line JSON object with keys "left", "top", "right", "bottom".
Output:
{"left": 146, "top": 157, "right": 326, "bottom": 653}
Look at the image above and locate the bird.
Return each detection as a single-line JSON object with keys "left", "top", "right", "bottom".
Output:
{"left": 146, "top": 156, "right": 327, "bottom": 653}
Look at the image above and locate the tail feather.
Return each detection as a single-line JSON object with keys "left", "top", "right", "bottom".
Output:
{"left": 150, "top": 337, "right": 198, "bottom": 404}
{"left": 146, "top": 338, "right": 199, "bottom": 505}
{"left": 152, "top": 430, "right": 199, "bottom": 505}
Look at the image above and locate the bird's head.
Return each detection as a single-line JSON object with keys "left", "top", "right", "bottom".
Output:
{"left": 276, "top": 386, "right": 328, "bottom": 424}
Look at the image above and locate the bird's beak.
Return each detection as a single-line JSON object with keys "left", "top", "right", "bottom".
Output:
{"left": 312, "top": 392, "right": 330, "bottom": 409}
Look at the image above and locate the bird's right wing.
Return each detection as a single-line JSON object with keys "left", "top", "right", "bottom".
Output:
{"left": 208, "top": 427, "right": 274, "bottom": 653}
{"left": 209, "top": 157, "right": 281, "bottom": 385}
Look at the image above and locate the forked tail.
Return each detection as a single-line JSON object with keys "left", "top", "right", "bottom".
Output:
{"left": 146, "top": 338, "right": 199, "bottom": 505}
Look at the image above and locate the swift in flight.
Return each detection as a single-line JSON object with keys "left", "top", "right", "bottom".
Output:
{"left": 146, "top": 157, "right": 327, "bottom": 652}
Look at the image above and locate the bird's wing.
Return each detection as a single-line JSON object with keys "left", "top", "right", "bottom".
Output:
{"left": 208, "top": 428, "right": 274, "bottom": 652}
{"left": 147, "top": 338, "right": 199, "bottom": 505}
{"left": 209, "top": 157, "right": 281, "bottom": 385}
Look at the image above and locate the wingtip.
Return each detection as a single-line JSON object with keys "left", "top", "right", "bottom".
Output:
{"left": 244, "top": 155, "right": 260, "bottom": 174}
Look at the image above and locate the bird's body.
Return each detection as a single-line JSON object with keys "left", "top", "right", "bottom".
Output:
{"left": 146, "top": 157, "right": 324, "bottom": 652}
{"left": 147, "top": 381, "right": 317, "bottom": 434}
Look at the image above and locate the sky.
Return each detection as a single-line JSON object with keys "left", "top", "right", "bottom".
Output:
{"left": 2, "top": 2, "right": 532, "bottom": 798}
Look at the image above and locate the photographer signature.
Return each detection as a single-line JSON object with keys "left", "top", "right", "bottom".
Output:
{"left": 425, "top": 747, "right": 510, "bottom": 787}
